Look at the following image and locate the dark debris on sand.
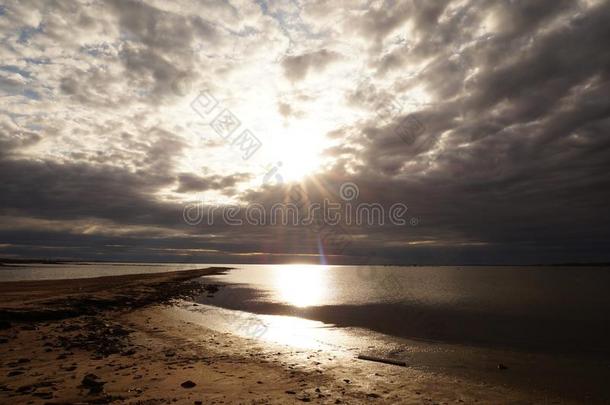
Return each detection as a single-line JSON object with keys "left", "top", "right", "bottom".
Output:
{"left": 0, "top": 267, "right": 232, "bottom": 325}
{"left": 54, "top": 316, "right": 135, "bottom": 358}
{"left": 0, "top": 275, "right": 226, "bottom": 327}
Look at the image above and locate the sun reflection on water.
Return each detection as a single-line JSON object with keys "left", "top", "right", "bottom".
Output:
{"left": 272, "top": 264, "right": 329, "bottom": 307}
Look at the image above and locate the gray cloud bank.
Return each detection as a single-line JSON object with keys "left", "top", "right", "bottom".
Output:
{"left": 0, "top": 0, "right": 609, "bottom": 264}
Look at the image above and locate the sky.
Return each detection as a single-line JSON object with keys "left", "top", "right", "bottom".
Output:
{"left": 0, "top": 0, "right": 609, "bottom": 265}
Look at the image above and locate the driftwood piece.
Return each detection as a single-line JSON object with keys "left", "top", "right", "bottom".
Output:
{"left": 357, "top": 354, "right": 407, "bottom": 367}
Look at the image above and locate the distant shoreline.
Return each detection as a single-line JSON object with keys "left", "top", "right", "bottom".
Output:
{"left": 1, "top": 258, "right": 609, "bottom": 267}
{"left": 0, "top": 266, "right": 231, "bottom": 321}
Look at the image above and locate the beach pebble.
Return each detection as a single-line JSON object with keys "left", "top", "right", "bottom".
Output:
{"left": 181, "top": 380, "right": 197, "bottom": 388}
{"left": 16, "top": 384, "right": 34, "bottom": 394}
{"left": 81, "top": 373, "right": 106, "bottom": 394}
{"left": 32, "top": 391, "right": 53, "bottom": 400}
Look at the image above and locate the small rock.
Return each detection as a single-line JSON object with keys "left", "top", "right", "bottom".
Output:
{"left": 61, "top": 324, "right": 80, "bottom": 332}
{"left": 33, "top": 391, "right": 53, "bottom": 399}
{"left": 194, "top": 401, "right": 203, "bottom": 405}
{"left": 81, "top": 373, "right": 106, "bottom": 394}
{"left": 497, "top": 363, "right": 508, "bottom": 370}
{"left": 343, "top": 379, "right": 350, "bottom": 384}
{"left": 285, "top": 390, "right": 296, "bottom": 394}
{"left": 16, "top": 385, "right": 34, "bottom": 394}
{"left": 181, "top": 380, "right": 196, "bottom": 389}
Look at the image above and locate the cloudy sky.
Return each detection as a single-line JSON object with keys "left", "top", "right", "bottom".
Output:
{"left": 1, "top": 0, "right": 609, "bottom": 264}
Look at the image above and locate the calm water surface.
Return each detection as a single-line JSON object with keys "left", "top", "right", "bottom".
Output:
{"left": 195, "top": 264, "right": 610, "bottom": 353}
{"left": 3, "top": 262, "right": 609, "bottom": 353}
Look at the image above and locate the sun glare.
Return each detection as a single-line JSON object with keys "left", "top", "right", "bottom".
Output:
{"left": 272, "top": 264, "right": 329, "bottom": 307}
{"left": 267, "top": 130, "right": 326, "bottom": 182}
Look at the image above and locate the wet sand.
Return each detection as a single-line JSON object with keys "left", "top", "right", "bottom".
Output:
{"left": 0, "top": 268, "right": 596, "bottom": 404}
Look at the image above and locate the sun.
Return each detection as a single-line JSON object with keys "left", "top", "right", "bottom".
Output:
{"left": 278, "top": 152, "right": 322, "bottom": 182}
{"left": 272, "top": 264, "right": 329, "bottom": 307}
{"left": 266, "top": 126, "right": 328, "bottom": 182}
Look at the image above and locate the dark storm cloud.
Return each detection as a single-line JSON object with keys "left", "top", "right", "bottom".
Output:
{"left": 107, "top": 0, "right": 215, "bottom": 52}
{"left": 51, "top": 0, "right": 224, "bottom": 107}
{"left": 1, "top": 0, "right": 610, "bottom": 264}
{"left": 175, "top": 172, "right": 252, "bottom": 193}
{"left": 0, "top": 158, "right": 173, "bottom": 223}
{"left": 105, "top": 0, "right": 224, "bottom": 102}
{"left": 0, "top": 124, "right": 183, "bottom": 227}
{"left": 322, "top": 0, "right": 610, "bottom": 263}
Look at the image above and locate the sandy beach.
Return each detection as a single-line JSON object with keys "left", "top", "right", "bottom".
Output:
{"left": 0, "top": 268, "right": 600, "bottom": 404}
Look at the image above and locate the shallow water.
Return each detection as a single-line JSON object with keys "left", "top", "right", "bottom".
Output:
{"left": 3, "top": 262, "right": 610, "bottom": 354}
{"left": 195, "top": 264, "right": 610, "bottom": 353}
